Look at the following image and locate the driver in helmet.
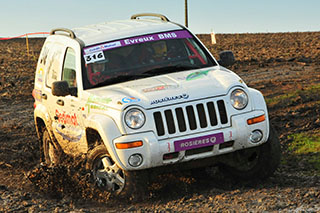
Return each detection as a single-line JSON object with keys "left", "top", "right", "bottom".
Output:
{"left": 92, "top": 62, "right": 106, "bottom": 73}
{"left": 151, "top": 41, "right": 168, "bottom": 61}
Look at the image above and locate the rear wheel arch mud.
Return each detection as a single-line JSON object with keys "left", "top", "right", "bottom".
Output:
{"left": 35, "top": 117, "right": 47, "bottom": 162}
{"left": 35, "top": 117, "right": 46, "bottom": 140}
{"left": 42, "top": 128, "right": 63, "bottom": 166}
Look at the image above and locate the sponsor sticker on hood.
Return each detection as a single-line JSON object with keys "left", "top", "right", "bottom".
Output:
{"left": 151, "top": 94, "right": 189, "bottom": 105}
{"left": 186, "top": 70, "right": 211, "bottom": 81}
{"left": 142, "top": 85, "right": 178, "bottom": 93}
{"left": 122, "top": 97, "right": 141, "bottom": 103}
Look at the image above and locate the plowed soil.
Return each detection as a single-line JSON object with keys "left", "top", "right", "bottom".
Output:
{"left": 1, "top": 32, "right": 320, "bottom": 212}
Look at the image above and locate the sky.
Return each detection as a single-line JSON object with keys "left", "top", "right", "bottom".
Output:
{"left": 0, "top": 0, "right": 319, "bottom": 38}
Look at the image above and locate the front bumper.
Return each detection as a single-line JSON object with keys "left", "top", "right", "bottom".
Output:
{"left": 113, "top": 110, "right": 269, "bottom": 171}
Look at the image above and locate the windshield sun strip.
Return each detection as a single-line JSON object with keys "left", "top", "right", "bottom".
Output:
{"left": 82, "top": 30, "right": 193, "bottom": 63}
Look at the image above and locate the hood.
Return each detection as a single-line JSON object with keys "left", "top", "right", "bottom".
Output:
{"left": 84, "top": 66, "right": 246, "bottom": 110}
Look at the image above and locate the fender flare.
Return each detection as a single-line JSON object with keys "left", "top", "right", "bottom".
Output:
{"left": 85, "top": 114, "right": 125, "bottom": 169}
{"left": 247, "top": 87, "right": 270, "bottom": 138}
{"left": 34, "top": 104, "right": 52, "bottom": 139}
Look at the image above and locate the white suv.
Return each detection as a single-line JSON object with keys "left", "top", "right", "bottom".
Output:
{"left": 33, "top": 13, "right": 280, "bottom": 197}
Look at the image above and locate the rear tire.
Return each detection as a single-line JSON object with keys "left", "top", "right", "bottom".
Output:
{"left": 42, "top": 129, "right": 61, "bottom": 166}
{"left": 219, "top": 125, "right": 281, "bottom": 180}
{"left": 86, "top": 144, "right": 148, "bottom": 200}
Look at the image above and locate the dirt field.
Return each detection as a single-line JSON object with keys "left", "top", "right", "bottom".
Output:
{"left": 1, "top": 32, "right": 320, "bottom": 212}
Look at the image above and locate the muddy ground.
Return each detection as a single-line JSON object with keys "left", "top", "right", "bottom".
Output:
{"left": 0, "top": 32, "right": 320, "bottom": 212}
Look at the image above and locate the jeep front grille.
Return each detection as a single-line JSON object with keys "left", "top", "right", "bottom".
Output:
{"left": 153, "top": 100, "right": 228, "bottom": 137}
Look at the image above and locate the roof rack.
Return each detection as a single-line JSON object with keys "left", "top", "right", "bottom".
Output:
{"left": 50, "top": 28, "right": 76, "bottom": 39}
{"left": 131, "top": 13, "right": 170, "bottom": 22}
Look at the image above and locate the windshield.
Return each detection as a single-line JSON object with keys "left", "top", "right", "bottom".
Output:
{"left": 82, "top": 30, "right": 217, "bottom": 89}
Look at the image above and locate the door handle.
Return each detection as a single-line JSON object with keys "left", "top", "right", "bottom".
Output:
{"left": 56, "top": 99, "right": 64, "bottom": 106}
{"left": 41, "top": 93, "right": 47, "bottom": 100}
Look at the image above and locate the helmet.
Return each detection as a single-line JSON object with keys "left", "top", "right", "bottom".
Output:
{"left": 92, "top": 62, "right": 105, "bottom": 73}
{"left": 152, "top": 41, "right": 167, "bottom": 58}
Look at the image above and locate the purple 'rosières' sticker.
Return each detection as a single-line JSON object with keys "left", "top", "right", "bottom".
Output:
{"left": 174, "top": 132, "right": 224, "bottom": 152}
{"left": 83, "top": 30, "right": 192, "bottom": 55}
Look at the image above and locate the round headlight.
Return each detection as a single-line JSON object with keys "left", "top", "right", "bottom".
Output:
{"left": 125, "top": 108, "right": 145, "bottom": 129}
{"left": 230, "top": 89, "right": 248, "bottom": 110}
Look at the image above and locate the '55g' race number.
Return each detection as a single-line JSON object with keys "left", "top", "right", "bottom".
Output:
{"left": 84, "top": 51, "right": 105, "bottom": 64}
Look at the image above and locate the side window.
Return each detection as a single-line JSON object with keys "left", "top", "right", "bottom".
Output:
{"left": 45, "top": 43, "right": 64, "bottom": 88}
{"left": 39, "top": 42, "right": 50, "bottom": 66}
{"left": 62, "top": 48, "right": 77, "bottom": 87}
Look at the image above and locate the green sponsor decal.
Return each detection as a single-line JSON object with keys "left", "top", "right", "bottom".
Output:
{"left": 87, "top": 95, "right": 112, "bottom": 105}
{"left": 86, "top": 95, "right": 112, "bottom": 113}
{"left": 186, "top": 70, "right": 210, "bottom": 81}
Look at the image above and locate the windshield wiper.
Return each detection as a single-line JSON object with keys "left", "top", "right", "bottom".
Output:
{"left": 142, "top": 63, "right": 201, "bottom": 75}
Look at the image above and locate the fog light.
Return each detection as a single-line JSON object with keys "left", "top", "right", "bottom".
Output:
{"left": 128, "top": 154, "right": 143, "bottom": 167}
{"left": 250, "top": 130, "right": 263, "bottom": 143}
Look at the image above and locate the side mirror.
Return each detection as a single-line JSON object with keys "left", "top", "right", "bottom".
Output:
{"left": 52, "top": 81, "right": 70, "bottom": 97}
{"left": 218, "top": 50, "right": 235, "bottom": 67}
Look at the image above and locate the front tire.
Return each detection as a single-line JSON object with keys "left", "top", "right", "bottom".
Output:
{"left": 86, "top": 144, "right": 148, "bottom": 199}
{"left": 219, "top": 125, "right": 281, "bottom": 180}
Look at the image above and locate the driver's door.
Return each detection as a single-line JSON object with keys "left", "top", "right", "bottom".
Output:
{"left": 53, "top": 46, "right": 87, "bottom": 156}
{"left": 45, "top": 42, "right": 87, "bottom": 156}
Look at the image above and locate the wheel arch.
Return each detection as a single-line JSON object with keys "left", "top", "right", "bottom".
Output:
{"left": 34, "top": 104, "right": 52, "bottom": 140}
{"left": 248, "top": 87, "right": 268, "bottom": 114}
{"left": 86, "top": 127, "right": 103, "bottom": 150}
{"left": 85, "top": 114, "right": 125, "bottom": 169}
{"left": 35, "top": 117, "right": 46, "bottom": 140}
{"left": 247, "top": 87, "right": 270, "bottom": 138}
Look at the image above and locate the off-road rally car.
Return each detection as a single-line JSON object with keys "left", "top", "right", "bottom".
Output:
{"left": 33, "top": 13, "right": 280, "bottom": 198}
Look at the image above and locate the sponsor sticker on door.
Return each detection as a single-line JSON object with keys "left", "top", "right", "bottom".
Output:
{"left": 174, "top": 132, "right": 224, "bottom": 152}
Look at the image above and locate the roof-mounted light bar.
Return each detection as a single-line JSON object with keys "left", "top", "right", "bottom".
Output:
{"left": 131, "top": 13, "right": 170, "bottom": 22}
{"left": 50, "top": 28, "right": 76, "bottom": 39}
